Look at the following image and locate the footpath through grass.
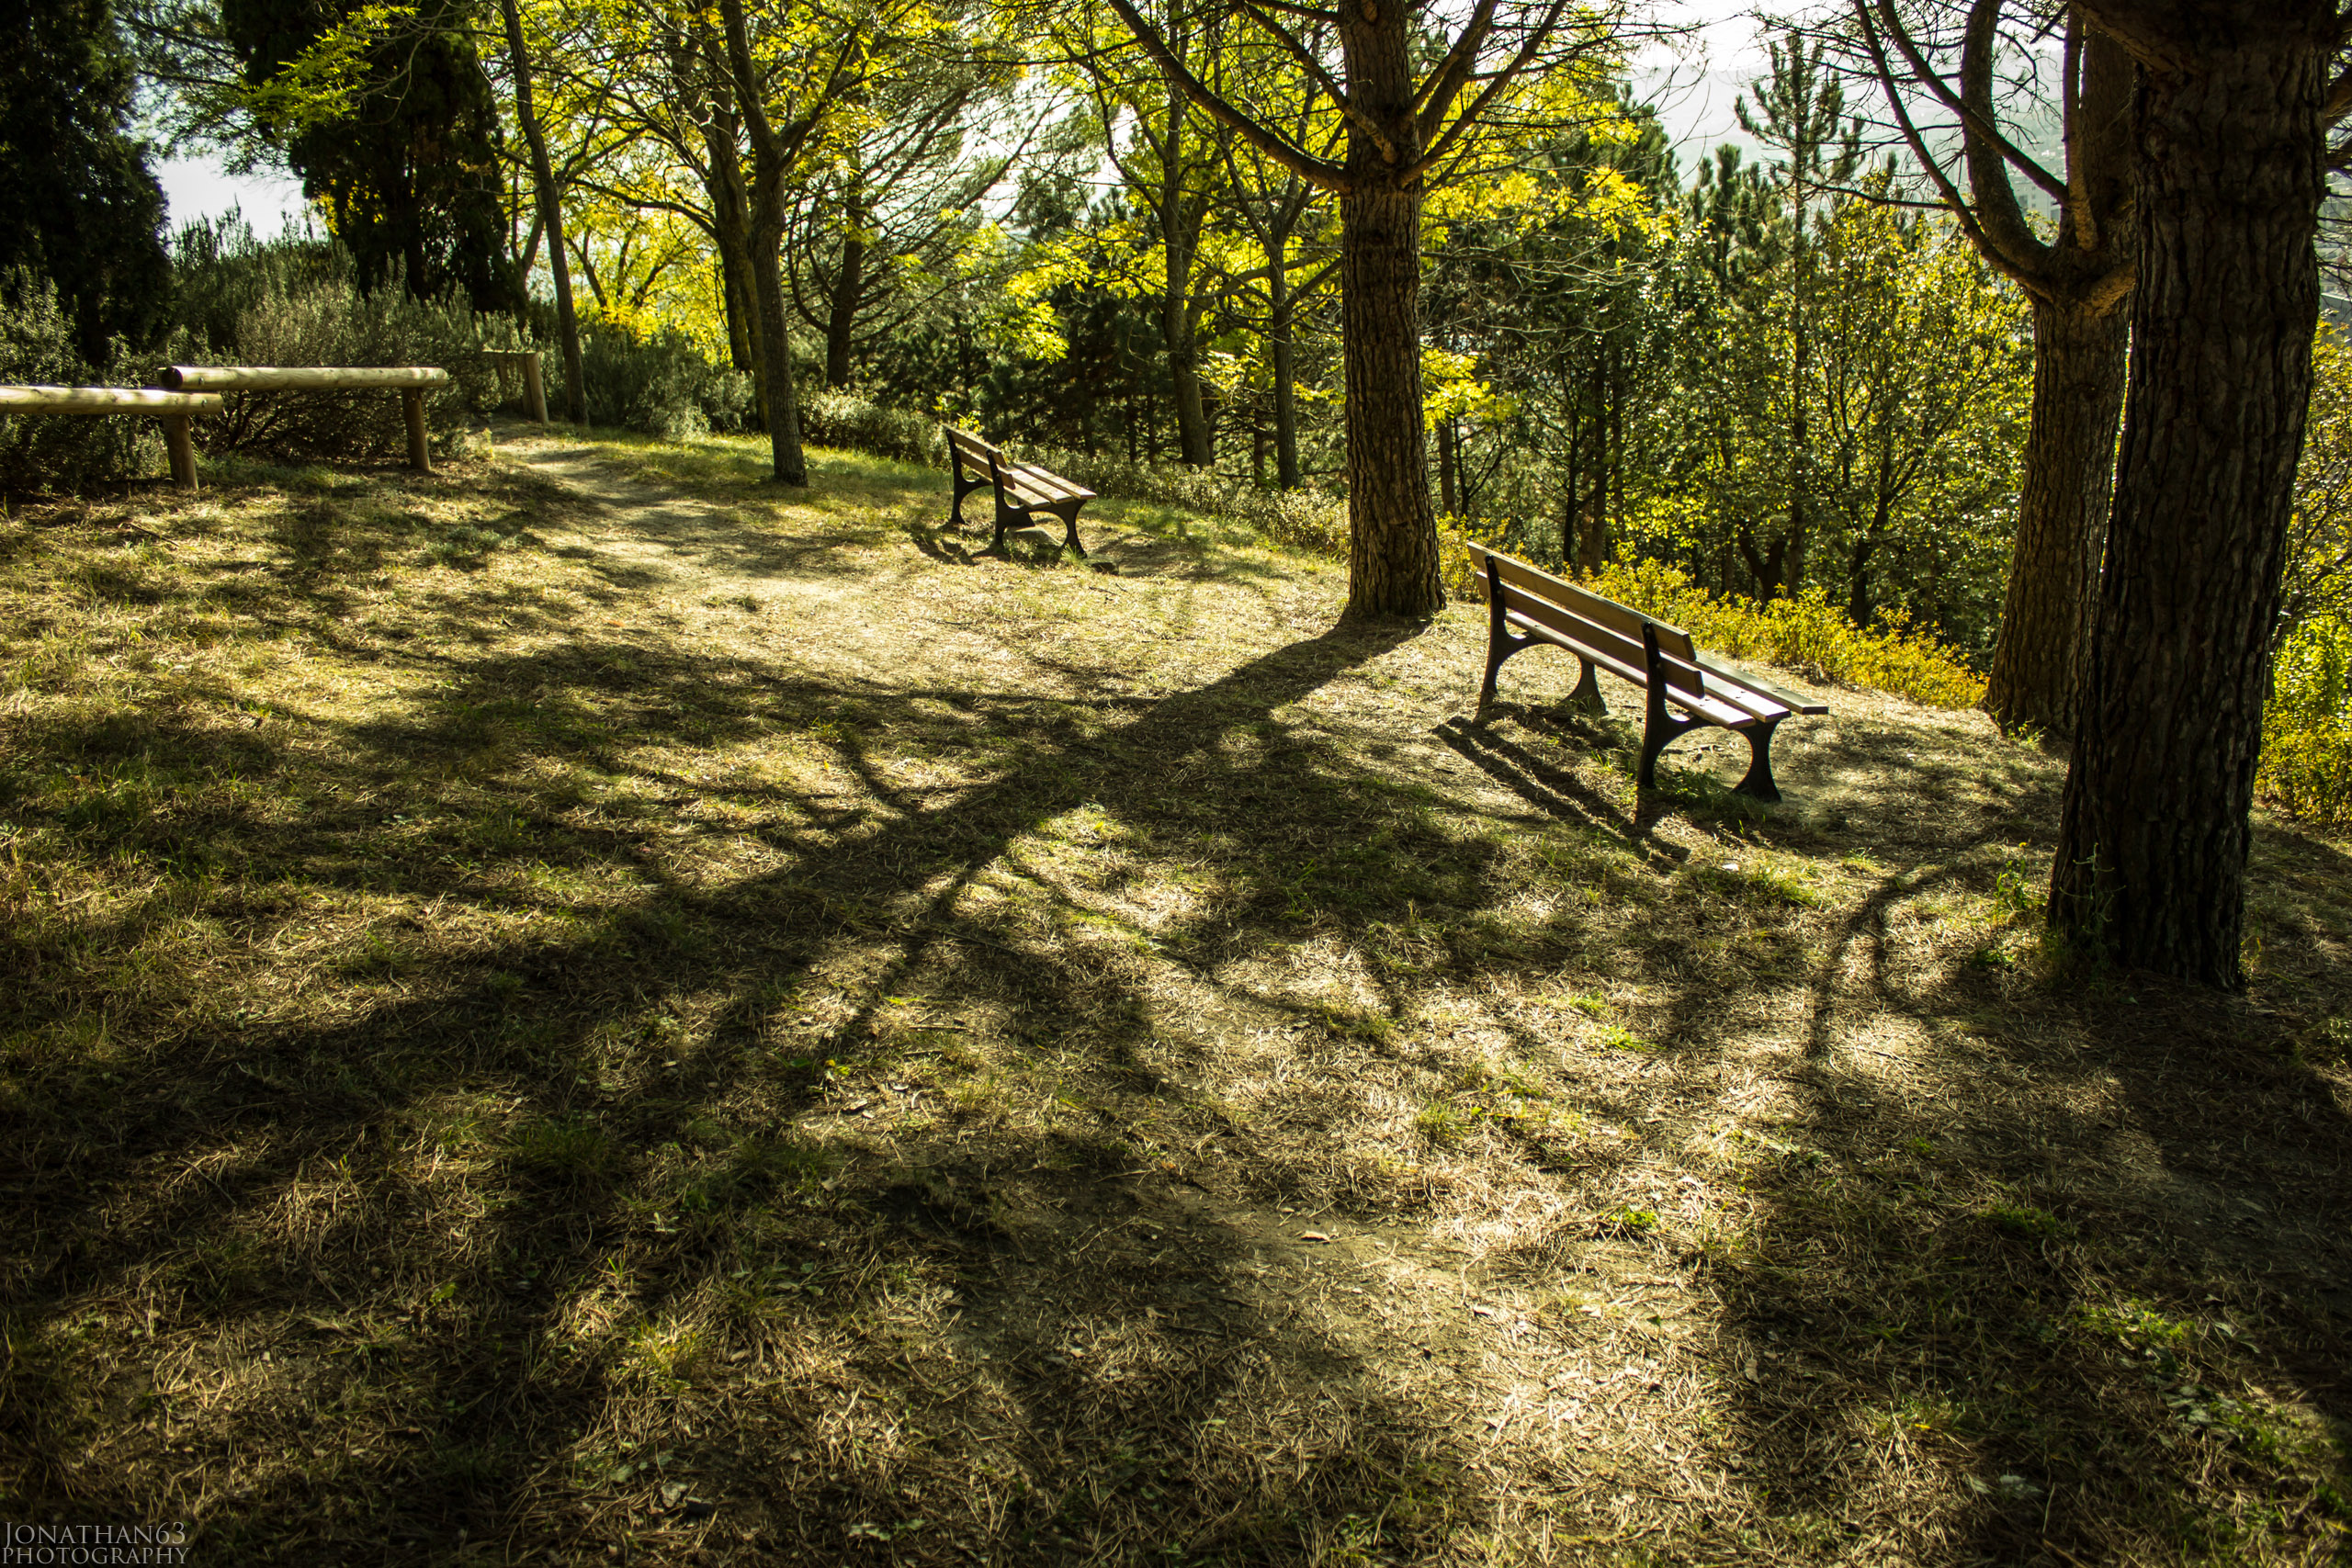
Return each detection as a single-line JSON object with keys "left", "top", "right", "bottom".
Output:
{"left": 2, "top": 426, "right": 2348, "bottom": 1565}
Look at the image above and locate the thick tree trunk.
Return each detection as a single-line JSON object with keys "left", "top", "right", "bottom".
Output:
{"left": 498, "top": 0, "right": 585, "bottom": 426}
{"left": 1335, "top": 3, "right": 1439, "bottom": 618}
{"left": 1982, "top": 297, "right": 2129, "bottom": 737}
{"left": 1340, "top": 180, "right": 1441, "bottom": 616}
{"left": 2050, "top": 10, "right": 2328, "bottom": 986}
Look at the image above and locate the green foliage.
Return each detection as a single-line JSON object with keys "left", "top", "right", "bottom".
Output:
{"left": 0, "top": 0, "right": 170, "bottom": 358}
{"left": 220, "top": 0, "right": 519, "bottom": 312}
{"left": 0, "top": 273, "right": 164, "bottom": 495}
{"left": 2258, "top": 614, "right": 2352, "bottom": 822}
{"left": 2258, "top": 327, "right": 2352, "bottom": 822}
{"left": 561, "top": 318, "right": 753, "bottom": 441}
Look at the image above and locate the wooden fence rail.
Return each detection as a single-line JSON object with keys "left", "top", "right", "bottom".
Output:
{"left": 155, "top": 365, "right": 451, "bottom": 472}
{"left": 0, "top": 385, "right": 227, "bottom": 489}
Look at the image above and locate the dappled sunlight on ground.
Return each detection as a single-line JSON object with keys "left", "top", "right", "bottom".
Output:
{"left": 1, "top": 427, "right": 2347, "bottom": 1564}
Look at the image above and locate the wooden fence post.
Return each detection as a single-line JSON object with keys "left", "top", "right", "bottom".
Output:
{"left": 164, "top": 414, "right": 197, "bottom": 491}
{"left": 523, "top": 354, "right": 548, "bottom": 424}
{"left": 402, "top": 389, "right": 430, "bottom": 473}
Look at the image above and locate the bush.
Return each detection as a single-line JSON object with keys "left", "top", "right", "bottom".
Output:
{"left": 799, "top": 387, "right": 941, "bottom": 465}
{"left": 0, "top": 270, "right": 161, "bottom": 494}
{"left": 188, "top": 274, "right": 503, "bottom": 463}
{"left": 2259, "top": 614, "right": 2352, "bottom": 823}
{"left": 559, "top": 319, "right": 752, "bottom": 440}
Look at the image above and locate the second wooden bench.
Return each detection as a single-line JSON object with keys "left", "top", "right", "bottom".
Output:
{"left": 944, "top": 425, "right": 1096, "bottom": 558}
{"left": 1471, "top": 544, "right": 1826, "bottom": 802}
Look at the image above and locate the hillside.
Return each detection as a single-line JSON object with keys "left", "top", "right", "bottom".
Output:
{"left": 1, "top": 429, "right": 2346, "bottom": 1565}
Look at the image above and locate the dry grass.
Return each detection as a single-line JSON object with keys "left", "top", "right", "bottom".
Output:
{"left": 1, "top": 424, "right": 2347, "bottom": 1565}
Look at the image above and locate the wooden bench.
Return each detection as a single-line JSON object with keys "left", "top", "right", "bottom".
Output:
{"left": 1471, "top": 544, "right": 1826, "bottom": 802}
{"left": 944, "top": 425, "right": 1096, "bottom": 557}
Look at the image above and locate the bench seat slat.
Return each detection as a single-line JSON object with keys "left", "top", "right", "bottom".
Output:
{"left": 1500, "top": 611, "right": 1762, "bottom": 731}
{"left": 1697, "top": 657, "right": 1830, "bottom": 716}
{"left": 1001, "top": 463, "right": 1095, "bottom": 502}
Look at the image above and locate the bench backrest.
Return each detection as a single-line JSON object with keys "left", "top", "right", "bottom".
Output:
{"left": 1469, "top": 545, "right": 1704, "bottom": 699}
{"left": 944, "top": 424, "right": 1002, "bottom": 477}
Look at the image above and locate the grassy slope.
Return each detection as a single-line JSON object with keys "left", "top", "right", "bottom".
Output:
{"left": 1, "top": 427, "right": 2348, "bottom": 1566}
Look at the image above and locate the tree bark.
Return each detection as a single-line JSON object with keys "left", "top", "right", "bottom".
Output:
{"left": 718, "top": 0, "right": 808, "bottom": 485}
{"left": 497, "top": 0, "right": 585, "bottom": 425}
{"left": 2051, "top": 3, "right": 2330, "bottom": 986}
{"left": 1340, "top": 176, "right": 1441, "bottom": 616}
{"left": 1337, "top": 5, "right": 1439, "bottom": 619}
{"left": 1437, "top": 415, "right": 1458, "bottom": 516}
{"left": 748, "top": 208, "right": 807, "bottom": 482}
{"left": 1981, "top": 296, "right": 2128, "bottom": 737}
{"left": 824, "top": 183, "right": 866, "bottom": 389}
{"left": 1270, "top": 265, "right": 1299, "bottom": 489}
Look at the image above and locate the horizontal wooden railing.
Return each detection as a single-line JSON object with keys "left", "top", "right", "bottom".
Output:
{"left": 155, "top": 364, "right": 450, "bottom": 472}
{"left": 156, "top": 366, "right": 449, "bottom": 392}
{"left": 0, "top": 385, "right": 227, "bottom": 489}
{"left": 4, "top": 358, "right": 544, "bottom": 491}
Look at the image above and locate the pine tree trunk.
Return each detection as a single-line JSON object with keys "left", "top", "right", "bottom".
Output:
{"left": 1981, "top": 297, "right": 2129, "bottom": 738}
{"left": 2050, "top": 12, "right": 2328, "bottom": 986}
{"left": 1340, "top": 179, "right": 1441, "bottom": 616}
{"left": 1335, "top": 3, "right": 1439, "bottom": 618}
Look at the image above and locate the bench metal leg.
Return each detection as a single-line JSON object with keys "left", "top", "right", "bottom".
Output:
{"left": 1733, "top": 716, "right": 1785, "bottom": 803}
{"left": 1568, "top": 656, "right": 1604, "bottom": 714}
{"left": 990, "top": 491, "right": 1028, "bottom": 554}
{"left": 1637, "top": 675, "right": 1704, "bottom": 792}
{"left": 1040, "top": 502, "right": 1087, "bottom": 557}
{"left": 1478, "top": 559, "right": 1540, "bottom": 707}
{"left": 1479, "top": 620, "right": 1542, "bottom": 709}
{"left": 950, "top": 461, "right": 988, "bottom": 530}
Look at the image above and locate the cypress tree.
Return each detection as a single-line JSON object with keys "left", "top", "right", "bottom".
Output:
{"left": 220, "top": 0, "right": 519, "bottom": 312}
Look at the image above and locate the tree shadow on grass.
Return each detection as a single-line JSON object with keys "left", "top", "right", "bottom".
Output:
{"left": 5, "top": 613, "right": 1536, "bottom": 1562}
{"left": 6, "top": 474, "right": 2349, "bottom": 1563}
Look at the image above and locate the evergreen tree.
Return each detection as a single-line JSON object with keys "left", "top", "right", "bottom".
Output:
{"left": 220, "top": 0, "right": 520, "bottom": 311}
{"left": 0, "top": 0, "right": 171, "bottom": 357}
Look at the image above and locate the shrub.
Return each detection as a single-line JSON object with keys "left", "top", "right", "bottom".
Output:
{"left": 0, "top": 270, "right": 161, "bottom": 494}
{"left": 2258, "top": 613, "right": 2352, "bottom": 823}
{"left": 188, "top": 272, "right": 503, "bottom": 463}
{"left": 799, "top": 387, "right": 942, "bottom": 465}
{"left": 559, "top": 319, "right": 752, "bottom": 440}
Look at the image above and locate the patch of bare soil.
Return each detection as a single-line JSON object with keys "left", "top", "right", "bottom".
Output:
{"left": 1, "top": 432, "right": 2346, "bottom": 1566}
